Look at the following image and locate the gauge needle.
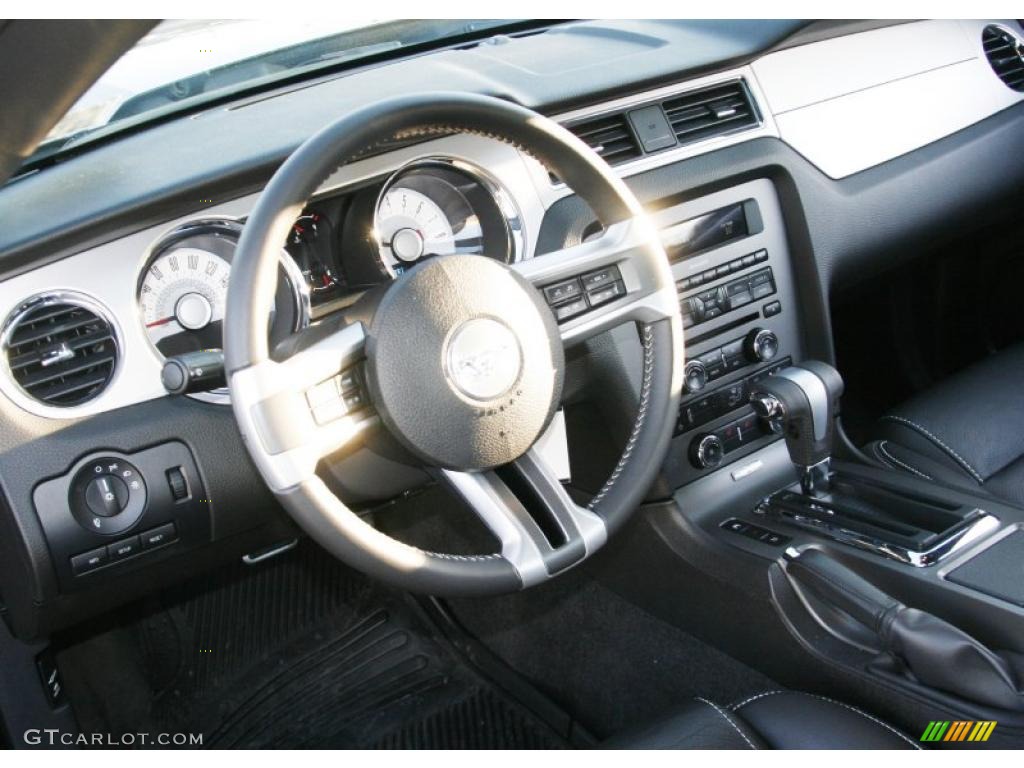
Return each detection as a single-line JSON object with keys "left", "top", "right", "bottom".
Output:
{"left": 146, "top": 316, "right": 175, "bottom": 328}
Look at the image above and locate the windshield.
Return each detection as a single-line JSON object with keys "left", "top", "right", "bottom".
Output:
{"left": 29, "top": 19, "right": 520, "bottom": 170}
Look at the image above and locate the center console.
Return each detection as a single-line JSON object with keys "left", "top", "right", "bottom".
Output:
{"left": 650, "top": 178, "right": 805, "bottom": 488}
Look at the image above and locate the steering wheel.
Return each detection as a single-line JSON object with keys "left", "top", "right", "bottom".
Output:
{"left": 225, "top": 93, "right": 683, "bottom": 596}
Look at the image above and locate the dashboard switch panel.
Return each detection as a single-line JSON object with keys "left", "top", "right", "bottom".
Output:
{"left": 69, "top": 457, "right": 146, "bottom": 535}
{"left": 33, "top": 441, "right": 210, "bottom": 593}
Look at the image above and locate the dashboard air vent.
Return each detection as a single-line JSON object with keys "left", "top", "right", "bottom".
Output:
{"left": 3, "top": 296, "right": 119, "bottom": 407}
{"left": 565, "top": 113, "right": 643, "bottom": 166}
{"left": 982, "top": 25, "right": 1024, "bottom": 91}
{"left": 662, "top": 80, "right": 759, "bottom": 147}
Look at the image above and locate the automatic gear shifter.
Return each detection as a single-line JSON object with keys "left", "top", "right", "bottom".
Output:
{"left": 749, "top": 361, "right": 844, "bottom": 496}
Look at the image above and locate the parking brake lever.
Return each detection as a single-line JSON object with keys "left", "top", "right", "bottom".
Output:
{"left": 785, "top": 548, "right": 1024, "bottom": 712}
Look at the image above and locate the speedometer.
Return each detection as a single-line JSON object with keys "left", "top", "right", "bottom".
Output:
{"left": 138, "top": 219, "right": 309, "bottom": 382}
{"left": 373, "top": 159, "right": 523, "bottom": 278}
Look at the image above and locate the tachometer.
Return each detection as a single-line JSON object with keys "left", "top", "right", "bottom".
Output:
{"left": 377, "top": 187, "right": 457, "bottom": 272}
{"left": 373, "top": 159, "right": 523, "bottom": 277}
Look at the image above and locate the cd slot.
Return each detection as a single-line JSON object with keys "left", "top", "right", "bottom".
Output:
{"left": 686, "top": 312, "right": 759, "bottom": 347}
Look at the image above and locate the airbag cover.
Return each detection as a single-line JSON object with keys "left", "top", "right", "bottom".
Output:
{"left": 365, "top": 254, "right": 564, "bottom": 470}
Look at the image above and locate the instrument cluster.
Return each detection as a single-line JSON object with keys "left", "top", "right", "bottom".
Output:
{"left": 135, "top": 158, "right": 524, "bottom": 364}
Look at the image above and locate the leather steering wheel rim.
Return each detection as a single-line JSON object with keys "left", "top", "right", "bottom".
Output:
{"left": 225, "top": 92, "right": 683, "bottom": 596}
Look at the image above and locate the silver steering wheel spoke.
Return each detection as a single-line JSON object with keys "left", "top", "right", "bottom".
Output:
{"left": 439, "top": 448, "right": 607, "bottom": 587}
{"left": 229, "top": 321, "right": 377, "bottom": 492}
{"left": 513, "top": 216, "right": 678, "bottom": 346}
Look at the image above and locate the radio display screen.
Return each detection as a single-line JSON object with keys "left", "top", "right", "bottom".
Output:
{"left": 662, "top": 202, "right": 749, "bottom": 263}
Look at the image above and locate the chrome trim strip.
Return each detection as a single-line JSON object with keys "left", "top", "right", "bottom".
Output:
{"left": 242, "top": 538, "right": 299, "bottom": 564}
{"left": 766, "top": 502, "right": 1001, "bottom": 568}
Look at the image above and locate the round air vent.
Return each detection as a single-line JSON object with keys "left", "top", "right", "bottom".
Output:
{"left": 2, "top": 294, "right": 120, "bottom": 407}
{"left": 982, "top": 25, "right": 1024, "bottom": 92}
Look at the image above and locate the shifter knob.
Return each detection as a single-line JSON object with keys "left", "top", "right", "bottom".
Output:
{"left": 749, "top": 361, "right": 844, "bottom": 495}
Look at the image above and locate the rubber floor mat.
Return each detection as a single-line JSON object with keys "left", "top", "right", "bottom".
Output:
{"left": 57, "top": 540, "right": 571, "bottom": 749}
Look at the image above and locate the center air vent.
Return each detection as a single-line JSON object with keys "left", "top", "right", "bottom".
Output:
{"left": 982, "top": 25, "right": 1024, "bottom": 91}
{"left": 555, "top": 78, "right": 760, "bottom": 183}
{"left": 2, "top": 295, "right": 119, "bottom": 407}
{"left": 662, "top": 81, "right": 759, "bottom": 146}
{"left": 564, "top": 113, "right": 643, "bottom": 166}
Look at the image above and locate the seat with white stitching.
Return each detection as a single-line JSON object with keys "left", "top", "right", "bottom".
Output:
{"left": 606, "top": 691, "right": 918, "bottom": 749}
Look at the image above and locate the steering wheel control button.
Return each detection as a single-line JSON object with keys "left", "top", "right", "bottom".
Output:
{"left": 446, "top": 318, "right": 522, "bottom": 402}
{"left": 586, "top": 279, "right": 626, "bottom": 307}
{"left": 580, "top": 264, "right": 621, "bottom": 291}
{"left": 70, "top": 546, "right": 108, "bottom": 576}
{"left": 542, "top": 277, "right": 582, "bottom": 304}
{"left": 554, "top": 297, "right": 588, "bottom": 322}
{"left": 306, "top": 367, "right": 368, "bottom": 426}
{"left": 108, "top": 536, "right": 140, "bottom": 561}
{"left": 85, "top": 475, "right": 129, "bottom": 517}
{"left": 68, "top": 457, "right": 148, "bottom": 535}
{"left": 542, "top": 265, "right": 627, "bottom": 324}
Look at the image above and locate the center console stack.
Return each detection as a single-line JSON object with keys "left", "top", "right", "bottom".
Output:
{"left": 650, "top": 179, "right": 805, "bottom": 489}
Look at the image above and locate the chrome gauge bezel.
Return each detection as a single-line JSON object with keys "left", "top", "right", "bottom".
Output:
{"left": 136, "top": 217, "right": 311, "bottom": 405}
{"left": 372, "top": 157, "right": 526, "bottom": 277}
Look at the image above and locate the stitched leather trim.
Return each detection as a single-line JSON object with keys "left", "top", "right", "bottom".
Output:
{"left": 694, "top": 697, "right": 758, "bottom": 750}
{"left": 731, "top": 691, "right": 921, "bottom": 749}
{"left": 874, "top": 441, "right": 933, "bottom": 480}
{"left": 880, "top": 415, "right": 984, "bottom": 483}
{"left": 588, "top": 324, "right": 655, "bottom": 510}
{"left": 731, "top": 690, "right": 787, "bottom": 711}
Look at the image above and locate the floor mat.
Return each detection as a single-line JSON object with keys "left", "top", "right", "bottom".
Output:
{"left": 57, "top": 541, "right": 573, "bottom": 749}
{"left": 448, "top": 569, "right": 780, "bottom": 739}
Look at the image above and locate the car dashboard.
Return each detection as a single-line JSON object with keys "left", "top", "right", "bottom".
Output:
{"left": 1, "top": 18, "right": 1024, "bottom": 641}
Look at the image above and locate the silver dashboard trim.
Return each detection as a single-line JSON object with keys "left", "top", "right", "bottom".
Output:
{"left": 0, "top": 136, "right": 548, "bottom": 420}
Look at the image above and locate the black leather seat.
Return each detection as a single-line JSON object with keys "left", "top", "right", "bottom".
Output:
{"left": 865, "top": 344, "right": 1024, "bottom": 507}
{"left": 608, "top": 691, "right": 919, "bottom": 749}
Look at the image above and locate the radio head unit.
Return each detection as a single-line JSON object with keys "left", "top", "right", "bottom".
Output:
{"left": 660, "top": 199, "right": 764, "bottom": 264}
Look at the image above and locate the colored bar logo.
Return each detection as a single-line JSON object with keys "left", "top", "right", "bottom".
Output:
{"left": 920, "top": 721, "right": 997, "bottom": 742}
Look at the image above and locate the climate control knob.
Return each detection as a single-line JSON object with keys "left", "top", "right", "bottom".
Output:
{"left": 690, "top": 433, "right": 725, "bottom": 470}
{"left": 745, "top": 328, "right": 779, "bottom": 363}
{"left": 683, "top": 360, "right": 708, "bottom": 394}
